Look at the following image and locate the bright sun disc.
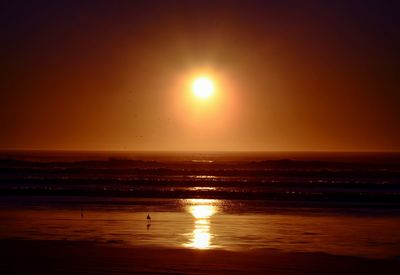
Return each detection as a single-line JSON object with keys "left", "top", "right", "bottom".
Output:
{"left": 192, "top": 77, "right": 214, "bottom": 99}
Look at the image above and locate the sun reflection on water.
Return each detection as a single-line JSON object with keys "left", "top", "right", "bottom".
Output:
{"left": 191, "top": 205, "right": 215, "bottom": 219}
{"left": 185, "top": 199, "right": 217, "bottom": 249}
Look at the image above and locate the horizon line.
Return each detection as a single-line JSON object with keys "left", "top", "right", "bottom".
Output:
{"left": 1, "top": 149, "right": 400, "bottom": 154}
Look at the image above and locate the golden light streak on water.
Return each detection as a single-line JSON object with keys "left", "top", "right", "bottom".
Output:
{"left": 185, "top": 199, "right": 217, "bottom": 249}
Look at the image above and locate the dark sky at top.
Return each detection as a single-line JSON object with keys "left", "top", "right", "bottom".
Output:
{"left": 1, "top": 0, "right": 399, "bottom": 151}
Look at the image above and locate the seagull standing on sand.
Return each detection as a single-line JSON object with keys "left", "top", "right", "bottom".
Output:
{"left": 147, "top": 213, "right": 151, "bottom": 223}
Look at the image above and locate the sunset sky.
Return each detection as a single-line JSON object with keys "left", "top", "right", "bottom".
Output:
{"left": 1, "top": 0, "right": 399, "bottom": 151}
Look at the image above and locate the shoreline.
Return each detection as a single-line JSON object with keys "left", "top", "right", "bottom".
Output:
{"left": 1, "top": 239, "right": 399, "bottom": 274}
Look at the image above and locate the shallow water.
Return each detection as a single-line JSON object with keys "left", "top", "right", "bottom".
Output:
{"left": 0, "top": 196, "right": 399, "bottom": 259}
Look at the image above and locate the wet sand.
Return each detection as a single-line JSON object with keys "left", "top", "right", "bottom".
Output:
{"left": 1, "top": 196, "right": 400, "bottom": 274}
{"left": 1, "top": 239, "right": 399, "bottom": 275}
{"left": 1, "top": 197, "right": 400, "bottom": 258}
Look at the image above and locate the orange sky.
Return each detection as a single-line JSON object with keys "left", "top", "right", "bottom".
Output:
{"left": 1, "top": 1, "right": 399, "bottom": 151}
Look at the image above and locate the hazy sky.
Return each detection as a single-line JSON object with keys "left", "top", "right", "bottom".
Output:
{"left": 1, "top": 0, "right": 399, "bottom": 151}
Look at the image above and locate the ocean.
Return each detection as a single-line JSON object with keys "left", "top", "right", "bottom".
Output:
{"left": 0, "top": 151, "right": 399, "bottom": 259}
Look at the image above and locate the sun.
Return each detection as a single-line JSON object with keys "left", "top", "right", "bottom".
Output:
{"left": 192, "top": 77, "right": 214, "bottom": 99}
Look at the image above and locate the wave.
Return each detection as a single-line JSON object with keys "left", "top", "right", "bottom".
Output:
{"left": 1, "top": 156, "right": 400, "bottom": 203}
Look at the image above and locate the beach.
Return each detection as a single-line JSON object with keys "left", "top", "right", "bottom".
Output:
{"left": 1, "top": 152, "right": 400, "bottom": 273}
{"left": 1, "top": 240, "right": 399, "bottom": 275}
{"left": 0, "top": 196, "right": 400, "bottom": 274}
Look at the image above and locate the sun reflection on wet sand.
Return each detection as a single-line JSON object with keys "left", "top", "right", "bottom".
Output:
{"left": 185, "top": 199, "right": 217, "bottom": 249}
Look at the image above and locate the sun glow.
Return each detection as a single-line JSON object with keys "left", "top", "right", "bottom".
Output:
{"left": 172, "top": 69, "right": 238, "bottom": 137}
{"left": 192, "top": 77, "right": 214, "bottom": 99}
